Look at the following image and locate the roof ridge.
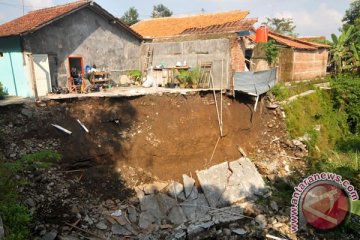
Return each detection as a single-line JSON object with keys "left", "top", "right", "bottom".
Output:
{"left": 136, "top": 9, "right": 249, "bottom": 22}
{"left": 28, "top": 0, "right": 89, "bottom": 13}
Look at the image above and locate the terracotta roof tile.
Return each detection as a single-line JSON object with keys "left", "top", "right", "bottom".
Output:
{"left": 131, "top": 10, "right": 249, "bottom": 38}
{"left": 247, "top": 31, "right": 330, "bottom": 50}
{"left": 0, "top": 0, "right": 89, "bottom": 37}
{"left": 180, "top": 18, "right": 257, "bottom": 35}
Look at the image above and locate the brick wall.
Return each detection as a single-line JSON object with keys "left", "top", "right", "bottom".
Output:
{"left": 278, "top": 48, "right": 294, "bottom": 82}
{"left": 278, "top": 48, "right": 328, "bottom": 82}
{"left": 292, "top": 49, "right": 328, "bottom": 81}
{"left": 230, "top": 38, "right": 245, "bottom": 72}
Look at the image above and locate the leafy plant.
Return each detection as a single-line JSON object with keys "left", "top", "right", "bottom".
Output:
{"left": 262, "top": 17, "right": 297, "bottom": 36}
{"left": 121, "top": 7, "right": 139, "bottom": 26}
{"left": 0, "top": 81, "right": 4, "bottom": 99}
{"left": 262, "top": 39, "right": 279, "bottom": 66}
{"left": 177, "top": 70, "right": 190, "bottom": 85}
{"left": 330, "top": 25, "right": 355, "bottom": 73}
{"left": 151, "top": 4, "right": 172, "bottom": 18}
{"left": 128, "top": 70, "right": 142, "bottom": 81}
{"left": 188, "top": 67, "right": 202, "bottom": 85}
{"left": 0, "top": 150, "right": 61, "bottom": 239}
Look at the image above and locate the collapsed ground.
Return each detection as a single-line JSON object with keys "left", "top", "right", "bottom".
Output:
{"left": 0, "top": 91, "right": 355, "bottom": 239}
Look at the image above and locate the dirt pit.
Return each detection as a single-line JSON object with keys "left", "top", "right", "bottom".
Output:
{"left": 0, "top": 92, "right": 288, "bottom": 237}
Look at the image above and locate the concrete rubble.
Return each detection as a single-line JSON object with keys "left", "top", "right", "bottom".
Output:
{"left": 196, "top": 157, "right": 266, "bottom": 207}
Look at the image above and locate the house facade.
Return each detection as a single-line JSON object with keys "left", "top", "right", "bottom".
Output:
{"left": 0, "top": 0, "right": 142, "bottom": 97}
{"left": 248, "top": 31, "right": 330, "bottom": 82}
{"left": 132, "top": 11, "right": 256, "bottom": 89}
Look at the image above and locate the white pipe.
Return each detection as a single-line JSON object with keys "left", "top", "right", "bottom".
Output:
{"left": 77, "top": 119, "right": 89, "bottom": 133}
{"left": 51, "top": 124, "right": 72, "bottom": 135}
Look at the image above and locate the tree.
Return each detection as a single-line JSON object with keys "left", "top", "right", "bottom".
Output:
{"left": 343, "top": 0, "right": 360, "bottom": 26}
{"left": 262, "top": 17, "right": 297, "bottom": 36}
{"left": 121, "top": 7, "right": 139, "bottom": 26}
{"left": 151, "top": 4, "right": 173, "bottom": 18}
{"left": 330, "top": 26, "right": 356, "bottom": 73}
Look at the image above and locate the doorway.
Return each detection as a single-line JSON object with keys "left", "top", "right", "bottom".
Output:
{"left": 68, "top": 57, "right": 83, "bottom": 78}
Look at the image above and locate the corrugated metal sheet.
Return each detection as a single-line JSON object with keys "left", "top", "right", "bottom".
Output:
{"left": 234, "top": 68, "right": 277, "bottom": 96}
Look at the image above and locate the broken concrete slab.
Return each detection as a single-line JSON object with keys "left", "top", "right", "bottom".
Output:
{"left": 141, "top": 181, "right": 168, "bottom": 194}
{"left": 111, "top": 223, "right": 132, "bottom": 235}
{"left": 156, "top": 193, "right": 178, "bottom": 215}
{"left": 138, "top": 212, "right": 156, "bottom": 229}
{"left": 181, "top": 193, "right": 210, "bottom": 221}
{"left": 196, "top": 162, "right": 231, "bottom": 208}
{"left": 140, "top": 195, "right": 164, "bottom": 220}
{"left": 196, "top": 158, "right": 266, "bottom": 208}
{"left": 182, "top": 174, "right": 195, "bottom": 198}
{"left": 195, "top": 193, "right": 210, "bottom": 219}
{"left": 168, "top": 206, "right": 187, "bottom": 225}
{"left": 166, "top": 181, "right": 184, "bottom": 199}
{"left": 127, "top": 206, "right": 138, "bottom": 223}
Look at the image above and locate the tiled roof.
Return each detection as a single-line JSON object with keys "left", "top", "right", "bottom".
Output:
{"left": 0, "top": 0, "right": 142, "bottom": 40}
{"left": 180, "top": 18, "right": 257, "bottom": 35}
{"left": 0, "top": 0, "right": 89, "bottom": 37}
{"left": 247, "top": 31, "right": 330, "bottom": 50}
{"left": 131, "top": 10, "right": 249, "bottom": 38}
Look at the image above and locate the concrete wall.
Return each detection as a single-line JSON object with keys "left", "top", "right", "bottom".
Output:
{"left": 292, "top": 49, "right": 328, "bottom": 81}
{"left": 22, "top": 7, "right": 141, "bottom": 87}
{"left": 0, "top": 37, "right": 33, "bottom": 97}
{"left": 142, "top": 38, "right": 231, "bottom": 88}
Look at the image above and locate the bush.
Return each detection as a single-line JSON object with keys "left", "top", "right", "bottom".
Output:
{"left": 128, "top": 70, "right": 142, "bottom": 81}
{"left": 0, "top": 82, "right": 4, "bottom": 99}
{"left": 0, "top": 150, "right": 61, "bottom": 239}
{"left": 331, "top": 74, "right": 360, "bottom": 135}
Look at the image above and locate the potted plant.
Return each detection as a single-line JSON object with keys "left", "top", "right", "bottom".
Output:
{"left": 177, "top": 70, "right": 190, "bottom": 88}
{"left": 189, "top": 67, "right": 201, "bottom": 89}
{"left": 128, "top": 70, "right": 142, "bottom": 85}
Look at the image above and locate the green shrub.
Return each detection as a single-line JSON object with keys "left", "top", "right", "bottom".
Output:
{"left": 177, "top": 70, "right": 190, "bottom": 84}
{"left": 128, "top": 70, "right": 142, "bottom": 81}
{"left": 0, "top": 82, "right": 4, "bottom": 99}
{"left": 331, "top": 74, "right": 360, "bottom": 135}
{"left": 0, "top": 150, "right": 61, "bottom": 239}
{"left": 188, "top": 67, "right": 201, "bottom": 85}
{"left": 270, "top": 83, "right": 290, "bottom": 101}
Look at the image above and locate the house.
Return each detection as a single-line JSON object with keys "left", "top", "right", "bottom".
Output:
{"left": 131, "top": 11, "right": 257, "bottom": 89}
{"left": 248, "top": 31, "right": 330, "bottom": 82}
{"left": 0, "top": 0, "right": 142, "bottom": 97}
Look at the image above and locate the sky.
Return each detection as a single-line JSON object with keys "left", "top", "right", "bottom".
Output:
{"left": 0, "top": 0, "right": 353, "bottom": 39}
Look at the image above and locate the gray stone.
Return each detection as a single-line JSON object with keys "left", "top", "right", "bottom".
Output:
{"left": 140, "top": 194, "right": 163, "bottom": 219}
{"left": 24, "top": 198, "right": 36, "bottom": 208}
{"left": 255, "top": 214, "right": 267, "bottom": 229}
{"left": 21, "top": 108, "right": 33, "bottom": 118}
{"left": 182, "top": 174, "right": 195, "bottom": 198}
{"left": 168, "top": 206, "right": 187, "bottom": 225}
{"left": 196, "top": 162, "right": 230, "bottom": 208}
{"left": 222, "top": 228, "right": 231, "bottom": 236}
{"left": 181, "top": 198, "right": 197, "bottom": 221}
{"left": 232, "top": 228, "right": 247, "bottom": 235}
{"left": 156, "top": 193, "right": 178, "bottom": 214}
{"left": 111, "top": 223, "right": 132, "bottom": 236}
{"left": 58, "top": 235, "right": 80, "bottom": 240}
{"left": 195, "top": 194, "right": 210, "bottom": 219}
{"left": 270, "top": 201, "right": 279, "bottom": 212}
{"left": 197, "top": 158, "right": 266, "bottom": 208}
{"left": 139, "top": 212, "right": 156, "bottom": 229}
{"left": 84, "top": 215, "right": 93, "bottom": 225}
{"left": 142, "top": 181, "right": 168, "bottom": 194}
{"left": 41, "top": 229, "right": 58, "bottom": 240}
{"left": 167, "top": 181, "right": 184, "bottom": 198}
{"left": 0, "top": 216, "right": 4, "bottom": 240}
{"left": 95, "top": 221, "right": 107, "bottom": 230}
{"left": 127, "top": 206, "right": 138, "bottom": 223}
{"left": 188, "top": 185, "right": 199, "bottom": 200}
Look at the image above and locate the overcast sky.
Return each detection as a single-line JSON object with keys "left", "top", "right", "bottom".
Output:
{"left": 0, "top": 0, "right": 353, "bottom": 39}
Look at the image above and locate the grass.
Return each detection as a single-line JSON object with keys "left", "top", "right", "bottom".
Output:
{"left": 270, "top": 78, "right": 328, "bottom": 101}
{"left": 0, "top": 150, "right": 61, "bottom": 240}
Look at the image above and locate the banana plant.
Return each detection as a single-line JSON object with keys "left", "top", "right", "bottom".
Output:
{"left": 330, "top": 25, "right": 354, "bottom": 73}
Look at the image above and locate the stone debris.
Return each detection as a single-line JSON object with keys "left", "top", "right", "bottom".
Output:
{"left": 41, "top": 229, "right": 58, "bottom": 240}
{"left": 232, "top": 228, "right": 247, "bottom": 235}
{"left": 196, "top": 158, "right": 266, "bottom": 208}
{"left": 166, "top": 181, "right": 184, "bottom": 198}
{"left": 182, "top": 174, "right": 195, "bottom": 198}
{"left": 95, "top": 221, "right": 107, "bottom": 230}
